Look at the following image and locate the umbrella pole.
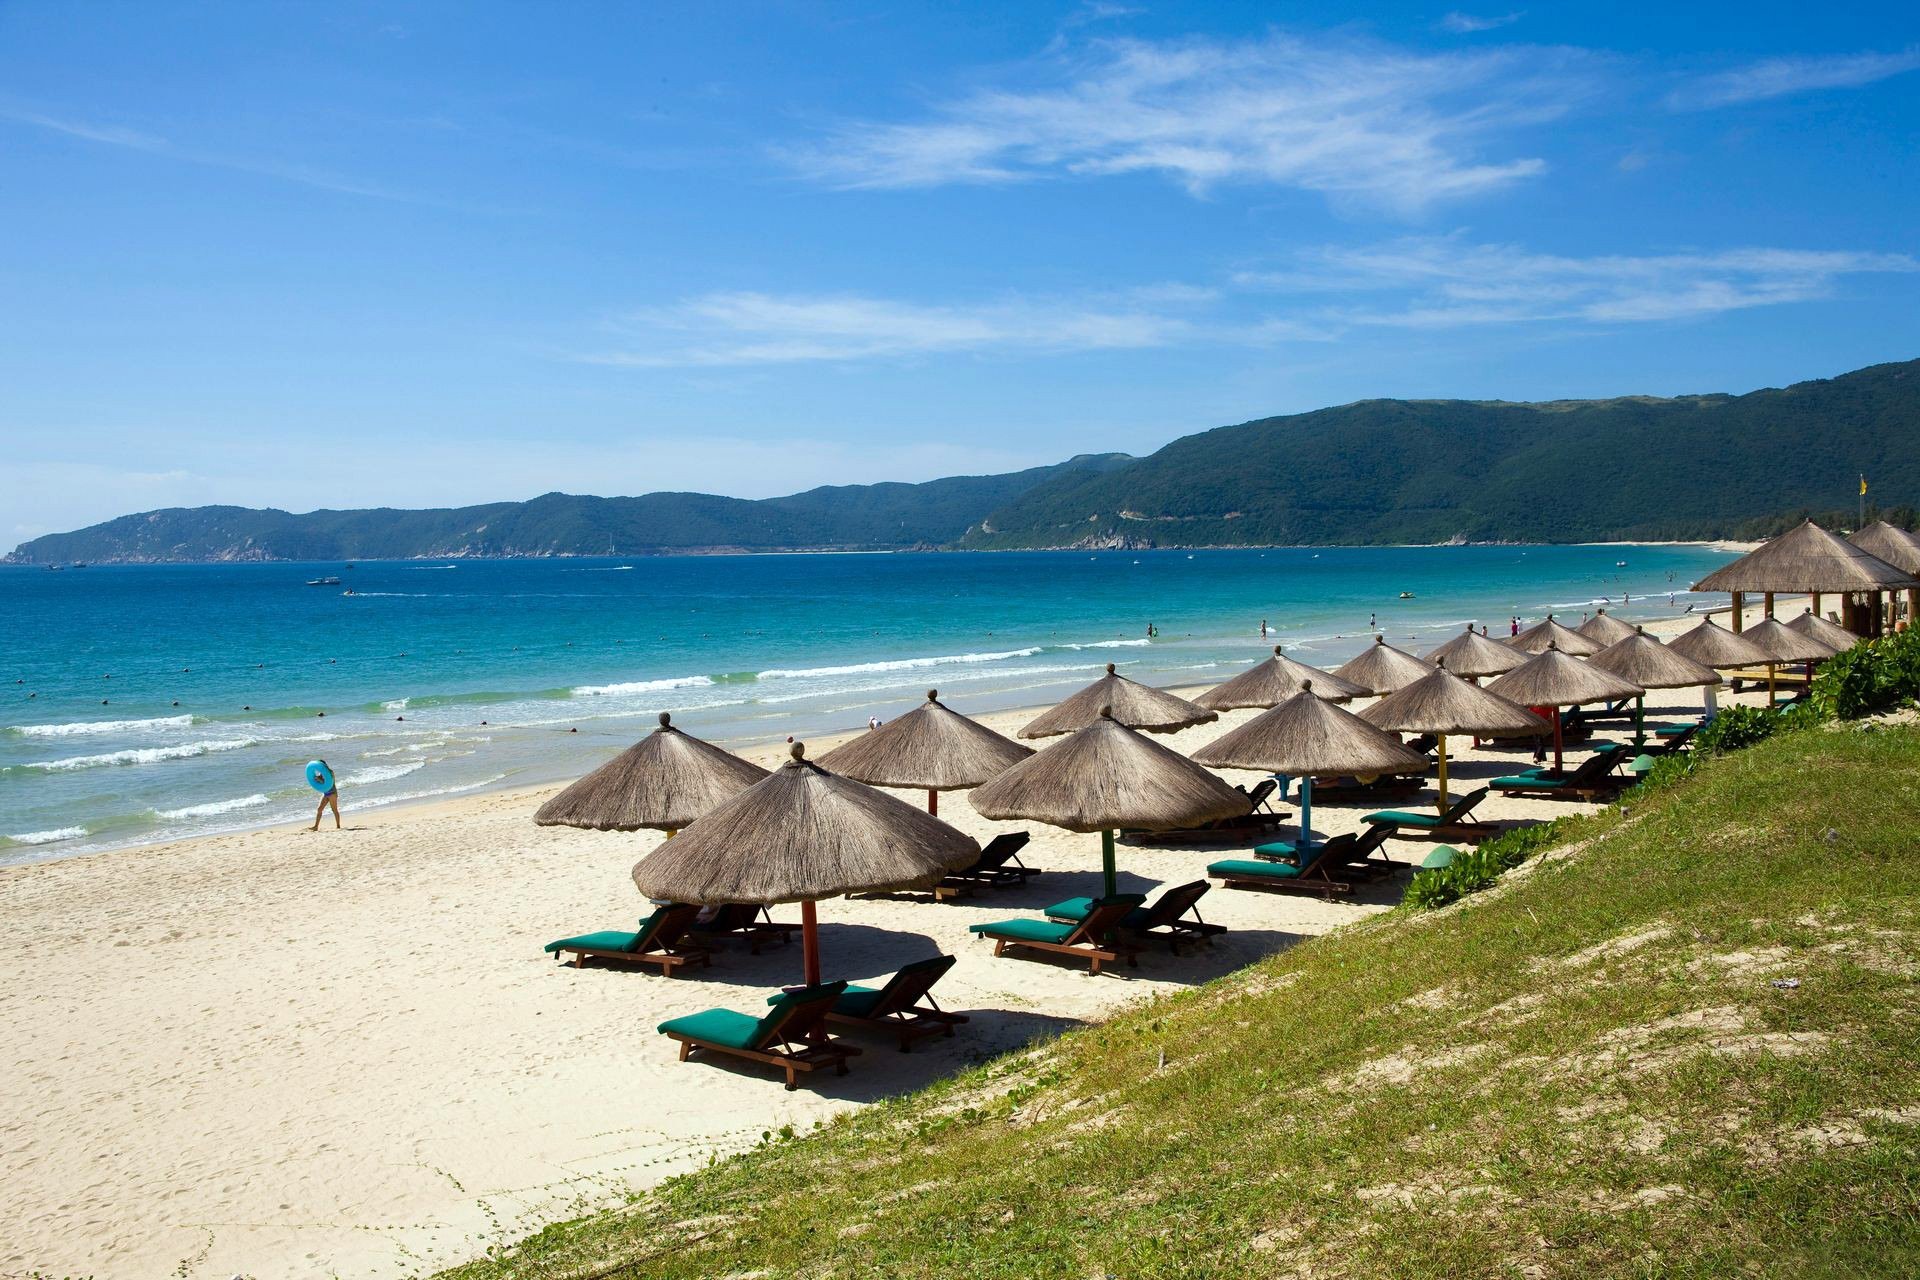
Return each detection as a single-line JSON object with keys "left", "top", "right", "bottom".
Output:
{"left": 1553, "top": 708, "right": 1565, "bottom": 774}
{"left": 1435, "top": 735, "right": 1449, "bottom": 814}
{"left": 1634, "top": 695, "right": 1646, "bottom": 747}
{"left": 1767, "top": 664, "right": 1776, "bottom": 707}
{"left": 800, "top": 900, "right": 821, "bottom": 987}
{"left": 928, "top": 789, "right": 938, "bottom": 816}
{"left": 1101, "top": 828, "right": 1117, "bottom": 898}
{"left": 1299, "top": 775, "right": 1314, "bottom": 852}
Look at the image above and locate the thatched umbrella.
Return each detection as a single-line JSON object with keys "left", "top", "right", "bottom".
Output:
{"left": 1423, "top": 624, "right": 1526, "bottom": 678}
{"left": 1019, "top": 663, "right": 1216, "bottom": 739}
{"left": 1849, "top": 521, "right": 1920, "bottom": 633}
{"left": 1194, "top": 684, "right": 1427, "bottom": 851}
{"left": 1195, "top": 645, "right": 1367, "bottom": 710}
{"left": 816, "top": 689, "right": 1032, "bottom": 814}
{"left": 1507, "top": 615, "right": 1603, "bottom": 656}
{"left": 1485, "top": 643, "right": 1643, "bottom": 773}
{"left": 1360, "top": 663, "right": 1549, "bottom": 811}
{"left": 534, "top": 712, "right": 769, "bottom": 835}
{"left": 972, "top": 709, "right": 1246, "bottom": 897}
{"left": 1587, "top": 626, "right": 1720, "bottom": 744}
{"left": 1739, "top": 617, "right": 1837, "bottom": 706}
{"left": 1577, "top": 608, "right": 1639, "bottom": 647}
{"left": 1694, "top": 519, "right": 1915, "bottom": 634}
{"left": 632, "top": 742, "right": 979, "bottom": 985}
{"left": 1667, "top": 617, "right": 1773, "bottom": 669}
{"left": 1332, "top": 635, "right": 1434, "bottom": 695}
{"left": 1785, "top": 610, "right": 1860, "bottom": 651}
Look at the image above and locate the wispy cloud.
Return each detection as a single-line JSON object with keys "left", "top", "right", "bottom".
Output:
{"left": 577, "top": 289, "right": 1206, "bottom": 367}
{"left": 789, "top": 33, "right": 1590, "bottom": 213}
{"left": 1667, "top": 47, "right": 1920, "bottom": 110}
{"left": 1239, "top": 239, "right": 1920, "bottom": 328}
{"left": 1438, "top": 12, "right": 1522, "bottom": 34}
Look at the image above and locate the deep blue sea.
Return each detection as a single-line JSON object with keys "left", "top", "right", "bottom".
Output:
{"left": 0, "top": 545, "right": 1736, "bottom": 863}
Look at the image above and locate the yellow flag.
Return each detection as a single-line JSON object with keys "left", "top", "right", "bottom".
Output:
{"left": 1861, "top": 475, "right": 1869, "bottom": 496}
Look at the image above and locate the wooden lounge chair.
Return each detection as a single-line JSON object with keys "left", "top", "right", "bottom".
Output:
{"left": 1042, "top": 879, "right": 1226, "bottom": 953}
{"left": 1647, "top": 723, "right": 1697, "bottom": 755}
{"left": 776, "top": 954, "right": 969, "bottom": 1052}
{"left": 543, "top": 902, "right": 712, "bottom": 974}
{"left": 688, "top": 902, "right": 802, "bottom": 953}
{"left": 1258, "top": 824, "right": 1399, "bottom": 880}
{"left": 1362, "top": 787, "right": 1498, "bottom": 842}
{"left": 934, "top": 831, "right": 1039, "bottom": 899}
{"left": 1491, "top": 745, "right": 1630, "bottom": 800}
{"left": 1305, "top": 773, "right": 1426, "bottom": 803}
{"left": 968, "top": 894, "right": 1145, "bottom": 974}
{"left": 1207, "top": 843, "right": 1354, "bottom": 899}
{"left": 659, "top": 981, "right": 861, "bottom": 1090}
{"left": 1123, "top": 779, "right": 1289, "bottom": 846}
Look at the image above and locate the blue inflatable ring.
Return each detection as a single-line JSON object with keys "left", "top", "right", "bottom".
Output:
{"left": 306, "top": 760, "right": 336, "bottom": 794}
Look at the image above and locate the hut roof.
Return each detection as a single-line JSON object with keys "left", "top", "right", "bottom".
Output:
{"left": 1739, "top": 616, "right": 1838, "bottom": 663}
{"left": 1359, "top": 665, "right": 1549, "bottom": 737}
{"left": 629, "top": 743, "right": 979, "bottom": 903}
{"left": 1330, "top": 636, "right": 1434, "bottom": 695}
{"left": 1485, "top": 644, "right": 1644, "bottom": 707}
{"left": 1193, "top": 686, "right": 1429, "bottom": 777}
{"left": 533, "top": 713, "right": 769, "bottom": 832}
{"left": 1507, "top": 615, "right": 1602, "bottom": 656}
{"left": 1693, "top": 520, "right": 1916, "bottom": 593}
{"left": 1784, "top": 610, "right": 1861, "bottom": 651}
{"left": 1847, "top": 520, "right": 1920, "bottom": 575}
{"left": 1194, "top": 646, "right": 1367, "bottom": 710}
{"left": 1576, "top": 608, "right": 1639, "bottom": 646}
{"left": 971, "top": 711, "right": 1248, "bottom": 834}
{"left": 1666, "top": 618, "right": 1774, "bottom": 669}
{"left": 815, "top": 690, "right": 1031, "bottom": 791}
{"left": 1587, "top": 628, "right": 1720, "bottom": 690}
{"left": 1019, "top": 664, "right": 1216, "bottom": 739}
{"left": 1422, "top": 624, "right": 1527, "bottom": 678}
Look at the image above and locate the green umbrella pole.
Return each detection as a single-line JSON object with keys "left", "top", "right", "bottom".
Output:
{"left": 1101, "top": 828, "right": 1117, "bottom": 898}
{"left": 1635, "top": 695, "right": 1646, "bottom": 747}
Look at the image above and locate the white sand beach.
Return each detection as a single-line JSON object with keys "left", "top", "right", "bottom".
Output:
{"left": 0, "top": 599, "right": 1814, "bottom": 1279}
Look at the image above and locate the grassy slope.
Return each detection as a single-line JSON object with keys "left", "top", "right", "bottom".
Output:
{"left": 445, "top": 723, "right": 1920, "bottom": 1279}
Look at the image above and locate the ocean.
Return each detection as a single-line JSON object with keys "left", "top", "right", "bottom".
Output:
{"left": 0, "top": 544, "right": 1736, "bottom": 864}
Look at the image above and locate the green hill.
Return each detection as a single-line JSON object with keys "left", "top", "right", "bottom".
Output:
{"left": 441, "top": 720, "right": 1920, "bottom": 1279}
{"left": 961, "top": 359, "right": 1920, "bottom": 549}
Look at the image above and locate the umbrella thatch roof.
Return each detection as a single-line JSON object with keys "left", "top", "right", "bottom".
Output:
{"left": 1360, "top": 665, "right": 1549, "bottom": 738}
{"left": 1507, "top": 615, "right": 1602, "bottom": 656}
{"left": 1577, "top": 608, "right": 1639, "bottom": 646}
{"left": 1587, "top": 627, "right": 1720, "bottom": 690}
{"left": 1422, "top": 624, "right": 1527, "bottom": 678}
{"left": 1193, "top": 686, "right": 1429, "bottom": 777}
{"left": 815, "top": 689, "right": 1031, "bottom": 791}
{"left": 1195, "top": 645, "right": 1367, "bottom": 710}
{"left": 1019, "top": 664, "right": 1216, "bottom": 739}
{"left": 1693, "top": 520, "right": 1916, "bottom": 593}
{"left": 1739, "top": 617, "right": 1837, "bottom": 664}
{"left": 1331, "top": 636, "right": 1434, "bottom": 695}
{"left": 1667, "top": 618, "right": 1773, "bottom": 669}
{"left": 630, "top": 743, "right": 980, "bottom": 903}
{"left": 1785, "top": 610, "right": 1861, "bottom": 651}
{"left": 972, "top": 710, "right": 1248, "bottom": 834}
{"left": 1848, "top": 520, "right": 1920, "bottom": 575}
{"left": 1486, "top": 644, "right": 1644, "bottom": 707}
{"left": 534, "top": 712, "right": 769, "bottom": 832}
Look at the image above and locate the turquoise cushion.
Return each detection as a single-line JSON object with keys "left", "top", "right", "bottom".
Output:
{"left": 835, "top": 986, "right": 887, "bottom": 1019}
{"left": 1209, "top": 858, "right": 1304, "bottom": 880}
{"left": 545, "top": 929, "right": 639, "bottom": 954}
{"left": 1252, "top": 839, "right": 1305, "bottom": 864}
{"left": 970, "top": 918, "right": 1079, "bottom": 944}
{"left": 1495, "top": 774, "right": 1565, "bottom": 788}
{"left": 658, "top": 1007, "right": 765, "bottom": 1050}
{"left": 1365, "top": 810, "right": 1439, "bottom": 827}
{"left": 1043, "top": 896, "right": 1154, "bottom": 929}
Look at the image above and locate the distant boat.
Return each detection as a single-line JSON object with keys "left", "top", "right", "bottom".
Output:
{"left": 1398, "top": 591, "right": 1415, "bottom": 599}
{"left": 1615, "top": 560, "right": 1628, "bottom": 567}
{"left": 70, "top": 562, "right": 88, "bottom": 569}
{"left": 341, "top": 588, "right": 356, "bottom": 596}
{"left": 45, "top": 564, "right": 64, "bottom": 571}
{"left": 307, "top": 576, "right": 342, "bottom": 586}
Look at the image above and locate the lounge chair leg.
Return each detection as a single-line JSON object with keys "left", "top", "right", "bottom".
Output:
{"left": 993, "top": 940, "right": 1007, "bottom": 957}
{"left": 836, "top": 1057, "right": 848, "bottom": 1076}
{"left": 784, "top": 1068, "right": 798, "bottom": 1090}
{"left": 678, "top": 1042, "right": 692, "bottom": 1062}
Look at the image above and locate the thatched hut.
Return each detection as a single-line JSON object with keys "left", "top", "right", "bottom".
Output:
{"left": 1020, "top": 664, "right": 1216, "bottom": 739}
{"left": 1507, "top": 615, "right": 1602, "bottom": 656}
{"left": 1694, "top": 519, "right": 1915, "bottom": 634}
{"left": 1576, "top": 608, "right": 1639, "bottom": 647}
{"left": 1848, "top": 520, "right": 1920, "bottom": 633}
{"left": 1331, "top": 636, "right": 1433, "bottom": 695}
{"left": 816, "top": 689, "right": 1031, "bottom": 814}
{"left": 1423, "top": 624, "right": 1526, "bottom": 678}
{"left": 1195, "top": 646, "right": 1366, "bottom": 710}
{"left": 534, "top": 712, "right": 768, "bottom": 834}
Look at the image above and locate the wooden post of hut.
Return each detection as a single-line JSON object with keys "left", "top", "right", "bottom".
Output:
{"left": 1763, "top": 590, "right": 1774, "bottom": 619}
{"left": 1731, "top": 591, "right": 1744, "bottom": 633}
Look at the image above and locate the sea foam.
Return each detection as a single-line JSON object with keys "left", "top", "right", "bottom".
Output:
{"left": 572, "top": 675, "right": 717, "bottom": 697}
{"left": 20, "top": 738, "right": 258, "bottom": 772}
{"left": 5, "top": 826, "right": 86, "bottom": 845}
{"left": 758, "top": 648, "right": 1043, "bottom": 681}
{"left": 155, "top": 794, "right": 273, "bottom": 820}
{"left": 10, "top": 714, "right": 195, "bottom": 738}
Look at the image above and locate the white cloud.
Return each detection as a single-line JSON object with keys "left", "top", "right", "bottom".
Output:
{"left": 576, "top": 289, "right": 1204, "bottom": 367}
{"left": 1668, "top": 47, "right": 1920, "bottom": 110}
{"left": 790, "top": 33, "right": 1588, "bottom": 213}
{"left": 1438, "top": 12, "right": 1522, "bottom": 34}
{"left": 1239, "top": 239, "right": 1920, "bottom": 328}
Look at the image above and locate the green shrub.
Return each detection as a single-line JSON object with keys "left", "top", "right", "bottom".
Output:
{"left": 1810, "top": 628, "right": 1920, "bottom": 720}
{"left": 1694, "top": 704, "right": 1778, "bottom": 755}
{"left": 1401, "top": 822, "right": 1560, "bottom": 911}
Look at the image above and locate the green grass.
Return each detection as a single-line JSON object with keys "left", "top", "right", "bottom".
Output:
{"left": 444, "top": 721, "right": 1920, "bottom": 1279}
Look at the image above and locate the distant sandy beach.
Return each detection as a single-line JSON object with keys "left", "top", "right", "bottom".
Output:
{"left": 0, "top": 596, "right": 1817, "bottom": 1278}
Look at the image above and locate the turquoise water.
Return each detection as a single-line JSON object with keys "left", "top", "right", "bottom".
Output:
{"left": 0, "top": 545, "right": 1734, "bottom": 863}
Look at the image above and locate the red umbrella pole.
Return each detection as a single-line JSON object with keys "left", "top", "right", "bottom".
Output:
{"left": 800, "top": 899, "right": 821, "bottom": 986}
{"left": 928, "top": 788, "right": 938, "bottom": 816}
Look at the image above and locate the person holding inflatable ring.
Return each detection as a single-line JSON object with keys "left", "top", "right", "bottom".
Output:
{"left": 306, "top": 759, "right": 342, "bottom": 831}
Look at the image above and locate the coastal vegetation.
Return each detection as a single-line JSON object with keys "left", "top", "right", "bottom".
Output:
{"left": 11, "top": 359, "right": 1918, "bottom": 563}
{"left": 440, "top": 706, "right": 1920, "bottom": 1279}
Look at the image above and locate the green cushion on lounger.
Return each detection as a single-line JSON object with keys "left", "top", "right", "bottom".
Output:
{"left": 1208, "top": 857, "right": 1307, "bottom": 880}
{"left": 657, "top": 1007, "right": 765, "bottom": 1050}
{"left": 1495, "top": 774, "right": 1566, "bottom": 788}
{"left": 968, "top": 918, "right": 1080, "bottom": 944}
{"left": 544, "top": 929, "right": 641, "bottom": 954}
{"left": 767, "top": 982, "right": 888, "bottom": 1018}
{"left": 1365, "top": 809, "right": 1441, "bottom": 827}
{"left": 1042, "top": 896, "right": 1154, "bottom": 928}
{"left": 1252, "top": 839, "right": 1307, "bottom": 864}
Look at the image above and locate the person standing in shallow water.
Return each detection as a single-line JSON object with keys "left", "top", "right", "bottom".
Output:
{"left": 310, "top": 762, "right": 341, "bottom": 831}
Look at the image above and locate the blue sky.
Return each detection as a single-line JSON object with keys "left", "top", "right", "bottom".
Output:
{"left": 3, "top": 1, "right": 1917, "bottom": 542}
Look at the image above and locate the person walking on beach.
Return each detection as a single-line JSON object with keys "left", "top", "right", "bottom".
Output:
{"left": 310, "top": 762, "right": 341, "bottom": 831}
